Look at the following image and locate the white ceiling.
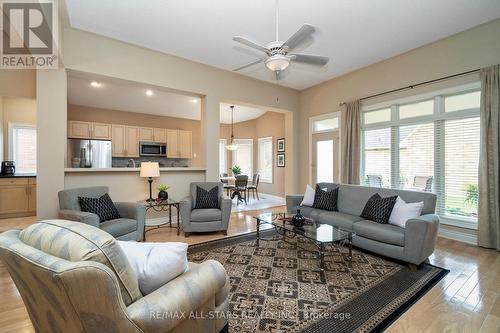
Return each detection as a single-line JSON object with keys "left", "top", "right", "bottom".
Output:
{"left": 220, "top": 103, "right": 266, "bottom": 124}
{"left": 65, "top": 0, "right": 500, "bottom": 90}
{"left": 67, "top": 71, "right": 265, "bottom": 123}
{"left": 67, "top": 72, "right": 202, "bottom": 119}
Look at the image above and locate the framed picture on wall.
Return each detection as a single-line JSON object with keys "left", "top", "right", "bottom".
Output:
{"left": 277, "top": 153, "right": 285, "bottom": 167}
{"left": 277, "top": 138, "right": 285, "bottom": 152}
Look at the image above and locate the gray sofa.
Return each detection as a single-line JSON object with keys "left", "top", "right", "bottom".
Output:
{"left": 180, "top": 182, "right": 232, "bottom": 237}
{"left": 58, "top": 186, "right": 146, "bottom": 241}
{"left": 286, "top": 183, "right": 439, "bottom": 266}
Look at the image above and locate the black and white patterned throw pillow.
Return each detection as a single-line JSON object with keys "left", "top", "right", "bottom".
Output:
{"left": 79, "top": 193, "right": 121, "bottom": 222}
{"left": 361, "top": 193, "right": 398, "bottom": 224}
{"left": 195, "top": 186, "right": 219, "bottom": 209}
{"left": 312, "top": 185, "right": 338, "bottom": 211}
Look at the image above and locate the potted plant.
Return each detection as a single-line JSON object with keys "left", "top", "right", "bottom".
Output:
{"left": 231, "top": 165, "right": 242, "bottom": 176}
{"left": 157, "top": 184, "right": 170, "bottom": 200}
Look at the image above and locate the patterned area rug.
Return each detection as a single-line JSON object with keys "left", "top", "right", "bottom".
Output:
{"left": 188, "top": 230, "right": 448, "bottom": 333}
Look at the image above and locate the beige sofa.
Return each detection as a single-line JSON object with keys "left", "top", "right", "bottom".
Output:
{"left": 0, "top": 220, "right": 229, "bottom": 333}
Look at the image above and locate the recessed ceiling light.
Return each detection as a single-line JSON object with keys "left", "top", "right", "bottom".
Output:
{"left": 191, "top": 99, "right": 198, "bottom": 104}
{"left": 90, "top": 81, "right": 102, "bottom": 88}
{"left": 146, "top": 89, "right": 153, "bottom": 96}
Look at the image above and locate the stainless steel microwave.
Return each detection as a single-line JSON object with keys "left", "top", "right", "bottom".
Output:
{"left": 139, "top": 142, "right": 167, "bottom": 157}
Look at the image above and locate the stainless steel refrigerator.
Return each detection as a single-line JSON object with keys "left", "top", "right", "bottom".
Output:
{"left": 67, "top": 139, "right": 112, "bottom": 168}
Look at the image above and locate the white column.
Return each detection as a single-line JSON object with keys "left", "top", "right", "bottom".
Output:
{"left": 36, "top": 69, "right": 67, "bottom": 219}
{"left": 201, "top": 94, "right": 220, "bottom": 182}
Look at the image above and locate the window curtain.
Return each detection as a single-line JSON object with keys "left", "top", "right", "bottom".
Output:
{"left": 340, "top": 100, "right": 361, "bottom": 184}
{"left": 478, "top": 64, "right": 500, "bottom": 251}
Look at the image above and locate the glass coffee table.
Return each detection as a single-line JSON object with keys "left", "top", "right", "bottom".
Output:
{"left": 254, "top": 212, "right": 355, "bottom": 270}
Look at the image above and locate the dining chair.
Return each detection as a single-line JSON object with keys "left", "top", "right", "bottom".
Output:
{"left": 246, "top": 173, "right": 260, "bottom": 200}
{"left": 220, "top": 172, "right": 234, "bottom": 196}
{"left": 231, "top": 175, "right": 248, "bottom": 205}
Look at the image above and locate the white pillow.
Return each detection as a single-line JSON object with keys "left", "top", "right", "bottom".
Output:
{"left": 300, "top": 185, "right": 315, "bottom": 206}
{"left": 389, "top": 197, "right": 424, "bottom": 228}
{"left": 117, "top": 240, "right": 189, "bottom": 295}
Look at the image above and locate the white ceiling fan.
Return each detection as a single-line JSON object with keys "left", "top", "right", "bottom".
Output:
{"left": 232, "top": 0, "right": 329, "bottom": 78}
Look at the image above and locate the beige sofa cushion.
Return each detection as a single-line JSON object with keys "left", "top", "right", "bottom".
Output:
{"left": 19, "top": 219, "right": 142, "bottom": 305}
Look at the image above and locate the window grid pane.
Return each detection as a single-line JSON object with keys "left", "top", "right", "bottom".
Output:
{"left": 258, "top": 138, "right": 273, "bottom": 183}
{"left": 362, "top": 128, "right": 391, "bottom": 187}
{"left": 363, "top": 108, "right": 391, "bottom": 125}
{"left": 232, "top": 139, "right": 253, "bottom": 176}
{"left": 316, "top": 140, "right": 334, "bottom": 183}
{"left": 13, "top": 126, "right": 37, "bottom": 173}
{"left": 313, "top": 117, "right": 338, "bottom": 132}
{"left": 443, "top": 117, "right": 480, "bottom": 218}
{"left": 219, "top": 139, "right": 226, "bottom": 175}
{"left": 399, "top": 100, "right": 434, "bottom": 119}
{"left": 445, "top": 91, "right": 480, "bottom": 112}
{"left": 399, "top": 123, "right": 434, "bottom": 191}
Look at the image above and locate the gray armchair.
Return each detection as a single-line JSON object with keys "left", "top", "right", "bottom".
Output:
{"left": 58, "top": 186, "right": 146, "bottom": 241}
{"left": 180, "top": 182, "right": 231, "bottom": 237}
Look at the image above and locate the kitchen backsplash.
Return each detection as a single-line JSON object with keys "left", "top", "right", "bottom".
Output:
{"left": 112, "top": 157, "right": 189, "bottom": 168}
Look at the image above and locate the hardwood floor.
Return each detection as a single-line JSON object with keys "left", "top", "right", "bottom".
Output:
{"left": 0, "top": 208, "right": 498, "bottom": 333}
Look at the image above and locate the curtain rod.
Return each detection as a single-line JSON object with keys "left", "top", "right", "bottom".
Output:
{"left": 339, "top": 68, "right": 480, "bottom": 106}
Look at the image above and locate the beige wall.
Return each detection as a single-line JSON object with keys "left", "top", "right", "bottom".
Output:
{"left": 220, "top": 111, "right": 286, "bottom": 197}
{"left": 1, "top": 97, "right": 37, "bottom": 160}
{"left": 68, "top": 104, "right": 204, "bottom": 166}
{"left": 0, "top": 70, "right": 36, "bottom": 98}
{"left": 299, "top": 18, "right": 500, "bottom": 190}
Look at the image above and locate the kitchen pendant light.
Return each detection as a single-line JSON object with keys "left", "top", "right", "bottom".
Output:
{"left": 225, "top": 105, "right": 238, "bottom": 151}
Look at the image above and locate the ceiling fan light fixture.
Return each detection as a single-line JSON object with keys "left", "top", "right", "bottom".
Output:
{"left": 265, "top": 55, "right": 290, "bottom": 71}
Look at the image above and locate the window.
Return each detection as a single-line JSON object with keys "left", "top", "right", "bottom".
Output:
{"left": 313, "top": 117, "right": 338, "bottom": 132}
{"left": 361, "top": 88, "right": 480, "bottom": 226}
{"left": 219, "top": 139, "right": 227, "bottom": 175}
{"left": 10, "top": 124, "right": 37, "bottom": 173}
{"left": 258, "top": 137, "right": 273, "bottom": 183}
{"left": 232, "top": 139, "right": 253, "bottom": 176}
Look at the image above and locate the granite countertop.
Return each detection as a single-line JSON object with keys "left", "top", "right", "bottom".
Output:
{"left": 0, "top": 173, "right": 36, "bottom": 178}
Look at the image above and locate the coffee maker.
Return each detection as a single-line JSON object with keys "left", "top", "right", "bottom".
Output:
{"left": 1, "top": 161, "right": 15, "bottom": 175}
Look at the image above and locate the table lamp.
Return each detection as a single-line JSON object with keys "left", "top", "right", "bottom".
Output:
{"left": 140, "top": 162, "right": 160, "bottom": 202}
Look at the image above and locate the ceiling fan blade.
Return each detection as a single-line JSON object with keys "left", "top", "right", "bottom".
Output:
{"left": 289, "top": 54, "right": 329, "bottom": 66}
{"left": 233, "top": 59, "right": 263, "bottom": 71}
{"left": 282, "top": 24, "right": 315, "bottom": 51}
{"left": 232, "top": 36, "right": 269, "bottom": 54}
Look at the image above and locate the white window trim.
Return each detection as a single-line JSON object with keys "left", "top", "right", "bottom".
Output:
{"left": 219, "top": 138, "right": 227, "bottom": 175}
{"left": 258, "top": 136, "right": 273, "bottom": 184}
{"left": 360, "top": 85, "right": 480, "bottom": 230}
{"left": 232, "top": 138, "right": 253, "bottom": 176}
{"left": 308, "top": 112, "right": 341, "bottom": 185}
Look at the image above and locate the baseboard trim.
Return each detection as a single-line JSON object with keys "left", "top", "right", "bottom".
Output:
{"left": 258, "top": 193, "right": 285, "bottom": 201}
{"left": 438, "top": 227, "right": 478, "bottom": 245}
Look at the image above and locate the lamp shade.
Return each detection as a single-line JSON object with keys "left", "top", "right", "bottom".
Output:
{"left": 140, "top": 162, "right": 160, "bottom": 178}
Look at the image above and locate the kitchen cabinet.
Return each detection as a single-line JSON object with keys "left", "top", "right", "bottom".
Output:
{"left": 112, "top": 125, "right": 139, "bottom": 157}
{"left": 68, "top": 121, "right": 111, "bottom": 140}
{"left": 166, "top": 130, "right": 192, "bottom": 158}
{"left": 140, "top": 127, "right": 154, "bottom": 142}
{"left": 92, "top": 123, "right": 112, "bottom": 140}
{"left": 178, "top": 130, "right": 193, "bottom": 158}
{"left": 166, "top": 129, "right": 179, "bottom": 158}
{"left": 0, "top": 178, "right": 36, "bottom": 218}
{"left": 68, "top": 121, "right": 92, "bottom": 139}
{"left": 153, "top": 128, "right": 167, "bottom": 143}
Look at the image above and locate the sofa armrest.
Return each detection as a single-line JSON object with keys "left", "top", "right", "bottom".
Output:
{"left": 179, "top": 196, "right": 193, "bottom": 227}
{"left": 404, "top": 214, "right": 440, "bottom": 265}
{"left": 286, "top": 195, "right": 304, "bottom": 213}
{"left": 115, "top": 202, "right": 146, "bottom": 240}
{"left": 58, "top": 209, "right": 100, "bottom": 228}
{"left": 127, "top": 260, "right": 227, "bottom": 333}
{"left": 220, "top": 198, "right": 232, "bottom": 229}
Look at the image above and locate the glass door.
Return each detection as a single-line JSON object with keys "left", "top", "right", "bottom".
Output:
{"left": 312, "top": 132, "right": 339, "bottom": 184}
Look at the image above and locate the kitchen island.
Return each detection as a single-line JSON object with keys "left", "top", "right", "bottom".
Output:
{"left": 64, "top": 167, "right": 206, "bottom": 202}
